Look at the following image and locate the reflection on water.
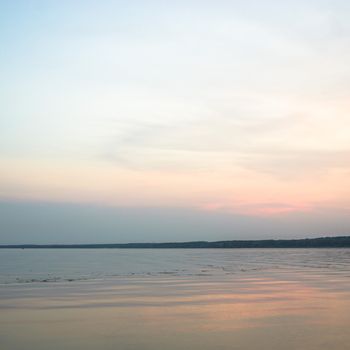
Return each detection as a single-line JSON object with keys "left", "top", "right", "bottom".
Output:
{"left": 1, "top": 249, "right": 350, "bottom": 349}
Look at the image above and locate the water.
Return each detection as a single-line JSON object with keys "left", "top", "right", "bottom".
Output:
{"left": 1, "top": 249, "right": 350, "bottom": 350}
{"left": 1, "top": 248, "right": 350, "bottom": 284}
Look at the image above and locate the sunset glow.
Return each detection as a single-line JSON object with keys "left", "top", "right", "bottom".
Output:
{"left": 1, "top": 0, "right": 350, "bottom": 242}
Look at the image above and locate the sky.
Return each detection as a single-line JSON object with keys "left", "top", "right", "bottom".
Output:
{"left": 1, "top": 0, "right": 350, "bottom": 243}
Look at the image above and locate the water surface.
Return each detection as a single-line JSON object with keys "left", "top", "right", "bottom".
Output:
{"left": 1, "top": 249, "right": 350, "bottom": 349}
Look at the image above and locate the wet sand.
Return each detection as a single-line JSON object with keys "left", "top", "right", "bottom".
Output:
{"left": 1, "top": 269, "right": 350, "bottom": 350}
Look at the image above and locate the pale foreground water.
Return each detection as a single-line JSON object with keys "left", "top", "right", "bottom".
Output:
{"left": 1, "top": 249, "right": 350, "bottom": 350}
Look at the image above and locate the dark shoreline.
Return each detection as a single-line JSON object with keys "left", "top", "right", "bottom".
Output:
{"left": 1, "top": 236, "right": 350, "bottom": 249}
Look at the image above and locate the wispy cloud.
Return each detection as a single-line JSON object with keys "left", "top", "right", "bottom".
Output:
{"left": 1, "top": 0, "right": 350, "bottom": 238}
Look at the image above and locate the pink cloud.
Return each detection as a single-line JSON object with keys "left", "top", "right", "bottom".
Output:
{"left": 199, "top": 201, "right": 313, "bottom": 217}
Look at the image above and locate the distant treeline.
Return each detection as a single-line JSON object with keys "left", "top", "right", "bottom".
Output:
{"left": 1, "top": 236, "right": 350, "bottom": 249}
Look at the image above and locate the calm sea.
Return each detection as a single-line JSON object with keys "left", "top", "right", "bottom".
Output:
{"left": 1, "top": 248, "right": 350, "bottom": 284}
{"left": 1, "top": 248, "right": 350, "bottom": 350}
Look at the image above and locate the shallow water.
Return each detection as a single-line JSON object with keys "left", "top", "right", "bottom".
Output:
{"left": 1, "top": 248, "right": 350, "bottom": 284}
{"left": 1, "top": 249, "right": 350, "bottom": 349}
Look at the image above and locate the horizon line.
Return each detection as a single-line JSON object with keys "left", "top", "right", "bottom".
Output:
{"left": 1, "top": 235, "right": 350, "bottom": 249}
